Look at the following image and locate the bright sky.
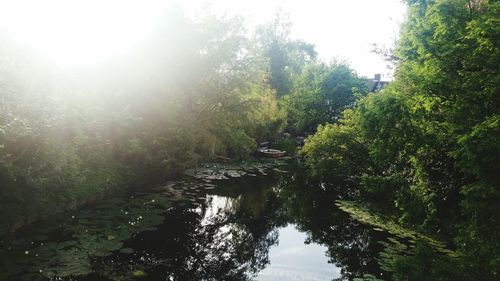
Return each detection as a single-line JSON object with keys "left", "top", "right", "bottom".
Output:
{"left": 0, "top": 0, "right": 406, "bottom": 78}
{"left": 183, "top": 0, "right": 407, "bottom": 78}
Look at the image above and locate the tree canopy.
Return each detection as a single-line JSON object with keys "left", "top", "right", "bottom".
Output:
{"left": 301, "top": 0, "right": 500, "bottom": 279}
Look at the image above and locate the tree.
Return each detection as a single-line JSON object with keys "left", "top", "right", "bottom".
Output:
{"left": 282, "top": 62, "right": 367, "bottom": 134}
{"left": 255, "top": 11, "right": 317, "bottom": 97}
{"left": 301, "top": 1, "right": 500, "bottom": 278}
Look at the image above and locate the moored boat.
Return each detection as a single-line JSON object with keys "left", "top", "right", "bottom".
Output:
{"left": 258, "top": 149, "right": 286, "bottom": 158}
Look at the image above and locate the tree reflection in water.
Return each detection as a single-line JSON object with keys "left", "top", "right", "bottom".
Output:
{"left": 104, "top": 171, "right": 390, "bottom": 281}
{"left": 275, "top": 168, "right": 389, "bottom": 281}
{"left": 2, "top": 169, "right": 398, "bottom": 281}
{"left": 94, "top": 176, "right": 287, "bottom": 281}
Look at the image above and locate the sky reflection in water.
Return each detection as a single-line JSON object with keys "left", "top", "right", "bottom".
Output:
{"left": 257, "top": 225, "right": 340, "bottom": 281}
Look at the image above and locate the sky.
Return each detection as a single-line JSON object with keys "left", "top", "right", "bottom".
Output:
{"left": 181, "top": 0, "right": 407, "bottom": 78}
{"left": 0, "top": 0, "right": 406, "bottom": 79}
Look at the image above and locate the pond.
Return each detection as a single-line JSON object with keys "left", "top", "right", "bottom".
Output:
{"left": 0, "top": 161, "right": 401, "bottom": 281}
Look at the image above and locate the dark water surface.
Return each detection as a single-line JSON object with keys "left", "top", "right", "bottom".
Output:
{"left": 0, "top": 164, "right": 391, "bottom": 281}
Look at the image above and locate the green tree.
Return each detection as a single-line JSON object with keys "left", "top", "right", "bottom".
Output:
{"left": 301, "top": 0, "right": 500, "bottom": 279}
{"left": 255, "top": 11, "right": 317, "bottom": 97}
{"left": 0, "top": 9, "right": 288, "bottom": 232}
{"left": 282, "top": 62, "right": 367, "bottom": 134}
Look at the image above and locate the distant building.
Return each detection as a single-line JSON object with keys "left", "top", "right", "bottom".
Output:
{"left": 364, "top": 73, "right": 389, "bottom": 92}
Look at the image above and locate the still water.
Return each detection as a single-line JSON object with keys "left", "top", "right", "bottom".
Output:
{"left": 257, "top": 225, "right": 340, "bottom": 280}
{"left": 0, "top": 163, "right": 390, "bottom": 281}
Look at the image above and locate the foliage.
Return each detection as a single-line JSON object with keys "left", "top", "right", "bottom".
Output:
{"left": 255, "top": 11, "right": 317, "bottom": 97}
{"left": 300, "top": 118, "right": 369, "bottom": 185}
{"left": 0, "top": 10, "right": 287, "bottom": 232}
{"left": 301, "top": 0, "right": 500, "bottom": 280}
{"left": 270, "top": 137, "right": 298, "bottom": 156}
{"left": 282, "top": 62, "right": 368, "bottom": 134}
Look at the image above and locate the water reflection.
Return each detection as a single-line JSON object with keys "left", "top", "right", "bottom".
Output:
{"left": 275, "top": 170, "right": 389, "bottom": 281}
{"left": 0, "top": 167, "right": 392, "bottom": 281}
{"left": 257, "top": 225, "right": 340, "bottom": 281}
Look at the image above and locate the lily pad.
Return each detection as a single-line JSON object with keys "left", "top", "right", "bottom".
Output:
{"left": 132, "top": 270, "right": 147, "bottom": 278}
{"left": 119, "top": 247, "right": 134, "bottom": 254}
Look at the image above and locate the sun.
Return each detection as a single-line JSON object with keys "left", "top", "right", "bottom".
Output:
{"left": 0, "top": 0, "right": 172, "bottom": 65}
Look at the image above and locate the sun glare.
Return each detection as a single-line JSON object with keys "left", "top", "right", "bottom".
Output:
{"left": 0, "top": 0, "right": 170, "bottom": 65}
{"left": 0, "top": 0, "right": 405, "bottom": 76}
